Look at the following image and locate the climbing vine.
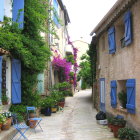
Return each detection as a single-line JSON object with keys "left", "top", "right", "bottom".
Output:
{"left": 87, "top": 37, "right": 97, "bottom": 83}
{"left": 0, "top": 0, "right": 58, "bottom": 108}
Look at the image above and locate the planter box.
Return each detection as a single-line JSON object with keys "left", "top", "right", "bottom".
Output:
{"left": 96, "top": 119, "right": 108, "bottom": 125}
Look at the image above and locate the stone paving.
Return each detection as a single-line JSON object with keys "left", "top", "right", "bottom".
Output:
{"left": 14, "top": 89, "right": 118, "bottom": 140}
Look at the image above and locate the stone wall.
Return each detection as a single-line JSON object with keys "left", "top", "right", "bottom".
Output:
{"left": 96, "top": 1, "right": 140, "bottom": 131}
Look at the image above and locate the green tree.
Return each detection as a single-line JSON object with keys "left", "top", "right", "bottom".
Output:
{"left": 77, "top": 54, "right": 92, "bottom": 88}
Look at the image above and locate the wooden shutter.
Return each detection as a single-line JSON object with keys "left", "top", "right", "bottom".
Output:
{"left": 0, "top": 0, "right": 4, "bottom": 22}
{"left": 37, "top": 73, "right": 44, "bottom": 94}
{"left": 110, "top": 80, "right": 117, "bottom": 108}
{"left": 53, "top": 0, "right": 59, "bottom": 26}
{"left": 12, "top": 0, "right": 24, "bottom": 29}
{"left": 126, "top": 79, "right": 135, "bottom": 114}
{"left": 0, "top": 56, "right": 3, "bottom": 103}
{"left": 124, "top": 11, "right": 132, "bottom": 46}
{"left": 108, "top": 26, "right": 116, "bottom": 54}
{"left": 12, "top": 59, "right": 21, "bottom": 104}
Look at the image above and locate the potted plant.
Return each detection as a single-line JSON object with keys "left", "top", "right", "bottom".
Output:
{"left": 69, "top": 72, "right": 74, "bottom": 84}
{"left": 118, "top": 90, "right": 127, "bottom": 108}
{"left": 0, "top": 113, "right": 6, "bottom": 132}
{"left": 1, "top": 112, "right": 12, "bottom": 130}
{"left": 107, "top": 117, "right": 114, "bottom": 132}
{"left": 2, "top": 94, "right": 9, "bottom": 105}
{"left": 111, "top": 117, "right": 126, "bottom": 138}
{"left": 118, "top": 127, "right": 139, "bottom": 140}
{"left": 41, "top": 96, "right": 55, "bottom": 116}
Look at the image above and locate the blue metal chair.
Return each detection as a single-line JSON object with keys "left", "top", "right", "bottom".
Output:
{"left": 26, "top": 106, "right": 43, "bottom": 132}
{"left": 11, "top": 113, "right": 30, "bottom": 140}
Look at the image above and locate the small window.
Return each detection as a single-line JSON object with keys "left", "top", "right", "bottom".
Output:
{"left": 116, "top": 18, "right": 125, "bottom": 48}
{"left": 117, "top": 80, "right": 127, "bottom": 109}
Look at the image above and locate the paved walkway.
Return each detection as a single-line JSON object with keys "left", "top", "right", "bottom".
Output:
{"left": 21, "top": 89, "right": 118, "bottom": 140}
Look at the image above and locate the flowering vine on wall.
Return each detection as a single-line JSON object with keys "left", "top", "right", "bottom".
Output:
{"left": 68, "top": 36, "right": 78, "bottom": 88}
{"left": 52, "top": 56, "right": 72, "bottom": 81}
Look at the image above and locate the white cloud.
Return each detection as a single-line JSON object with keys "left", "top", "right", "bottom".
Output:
{"left": 63, "top": 0, "right": 118, "bottom": 43}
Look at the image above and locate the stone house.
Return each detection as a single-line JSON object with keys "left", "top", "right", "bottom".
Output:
{"left": 38, "top": 0, "right": 71, "bottom": 95}
{"left": 90, "top": 0, "right": 140, "bottom": 131}
{"left": 0, "top": 0, "right": 24, "bottom": 105}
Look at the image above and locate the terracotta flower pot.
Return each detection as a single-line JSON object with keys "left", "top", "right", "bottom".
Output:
{"left": 108, "top": 124, "right": 113, "bottom": 132}
{"left": 2, "top": 118, "right": 12, "bottom": 130}
{"left": 28, "top": 120, "right": 37, "bottom": 128}
{"left": 2, "top": 101, "right": 8, "bottom": 105}
{"left": 0, "top": 123, "right": 2, "bottom": 132}
{"left": 70, "top": 79, "right": 74, "bottom": 84}
{"left": 58, "top": 102, "right": 65, "bottom": 108}
{"left": 112, "top": 125, "right": 125, "bottom": 138}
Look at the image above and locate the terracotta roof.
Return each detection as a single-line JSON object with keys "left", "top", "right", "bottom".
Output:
{"left": 90, "top": 0, "right": 137, "bottom": 36}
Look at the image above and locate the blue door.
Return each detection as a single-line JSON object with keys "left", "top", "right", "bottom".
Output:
{"left": 12, "top": 59, "right": 21, "bottom": 104}
{"left": 100, "top": 78, "right": 106, "bottom": 112}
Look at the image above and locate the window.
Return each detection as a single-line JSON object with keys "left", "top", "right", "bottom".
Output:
{"left": 53, "top": 0, "right": 59, "bottom": 26}
{"left": 116, "top": 17, "right": 125, "bottom": 48}
{"left": 116, "top": 11, "right": 132, "bottom": 49}
{"left": 117, "top": 80, "right": 127, "bottom": 109}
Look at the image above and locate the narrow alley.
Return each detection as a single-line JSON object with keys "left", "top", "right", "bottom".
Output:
{"left": 25, "top": 89, "right": 118, "bottom": 140}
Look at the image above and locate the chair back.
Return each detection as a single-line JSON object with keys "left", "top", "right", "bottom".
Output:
{"left": 26, "top": 106, "right": 36, "bottom": 120}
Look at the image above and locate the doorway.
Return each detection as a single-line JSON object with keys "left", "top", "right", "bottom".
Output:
{"left": 100, "top": 78, "right": 106, "bottom": 112}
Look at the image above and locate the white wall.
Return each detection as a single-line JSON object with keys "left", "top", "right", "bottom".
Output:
{"left": 4, "top": 0, "right": 12, "bottom": 18}
{"left": 6, "top": 57, "right": 11, "bottom": 103}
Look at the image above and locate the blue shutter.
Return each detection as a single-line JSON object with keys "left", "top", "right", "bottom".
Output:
{"left": 37, "top": 73, "right": 44, "bottom": 94}
{"left": 110, "top": 80, "right": 117, "bottom": 108}
{"left": 124, "top": 11, "right": 132, "bottom": 46}
{"left": 12, "top": 0, "right": 24, "bottom": 29}
{"left": 0, "top": 0, "right": 4, "bottom": 22}
{"left": 0, "top": 56, "right": 3, "bottom": 103}
{"left": 53, "top": 0, "right": 59, "bottom": 26}
{"left": 126, "top": 79, "right": 135, "bottom": 114}
{"left": 108, "top": 26, "right": 116, "bottom": 54}
{"left": 12, "top": 59, "right": 21, "bottom": 104}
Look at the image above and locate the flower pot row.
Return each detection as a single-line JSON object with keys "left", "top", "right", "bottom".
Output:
{"left": 41, "top": 101, "right": 65, "bottom": 116}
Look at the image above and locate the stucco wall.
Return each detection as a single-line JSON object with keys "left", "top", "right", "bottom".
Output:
{"left": 72, "top": 40, "right": 89, "bottom": 65}
{"left": 97, "top": 1, "right": 140, "bottom": 131}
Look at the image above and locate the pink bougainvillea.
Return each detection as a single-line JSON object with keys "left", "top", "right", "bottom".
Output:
{"left": 68, "top": 36, "right": 79, "bottom": 88}
{"left": 52, "top": 56, "right": 72, "bottom": 81}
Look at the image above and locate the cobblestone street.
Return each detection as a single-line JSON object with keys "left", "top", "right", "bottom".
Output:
{"left": 24, "top": 89, "right": 118, "bottom": 140}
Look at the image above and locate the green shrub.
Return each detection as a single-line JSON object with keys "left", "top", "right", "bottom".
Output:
{"left": 118, "top": 127, "right": 139, "bottom": 140}
{"left": 81, "top": 81, "right": 87, "bottom": 90}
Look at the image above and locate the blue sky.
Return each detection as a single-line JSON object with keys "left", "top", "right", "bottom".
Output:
{"left": 63, "top": 0, "right": 118, "bottom": 43}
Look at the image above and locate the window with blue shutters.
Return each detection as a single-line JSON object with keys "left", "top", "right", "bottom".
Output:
{"left": 0, "top": 0, "right": 4, "bottom": 22}
{"left": 108, "top": 26, "right": 116, "bottom": 54}
{"left": 124, "top": 11, "right": 132, "bottom": 46}
{"left": 12, "top": 59, "right": 21, "bottom": 104}
{"left": 126, "top": 79, "right": 135, "bottom": 114}
{"left": 12, "top": 0, "right": 24, "bottom": 29}
{"left": 110, "top": 80, "right": 117, "bottom": 108}
{"left": 53, "top": 0, "right": 59, "bottom": 26}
